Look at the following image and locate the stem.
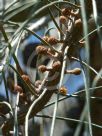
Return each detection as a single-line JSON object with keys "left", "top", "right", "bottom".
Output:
{"left": 0, "top": 25, "right": 22, "bottom": 72}
{"left": 2, "top": 70, "right": 9, "bottom": 102}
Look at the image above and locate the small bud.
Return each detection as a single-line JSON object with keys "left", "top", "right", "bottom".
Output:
{"left": 36, "top": 45, "right": 56, "bottom": 58}
{"left": 59, "top": 86, "right": 67, "bottom": 95}
{"left": 62, "top": 8, "right": 71, "bottom": 16}
{"left": 72, "top": 68, "right": 81, "bottom": 75}
{"left": 38, "top": 65, "right": 52, "bottom": 73}
{"left": 48, "top": 37, "right": 58, "bottom": 45}
{"left": 43, "top": 36, "right": 49, "bottom": 42}
{"left": 35, "top": 80, "right": 42, "bottom": 88}
{"left": 38, "top": 65, "right": 47, "bottom": 73}
{"left": 60, "top": 16, "right": 67, "bottom": 24}
{"left": 65, "top": 68, "right": 81, "bottom": 75}
{"left": 14, "top": 85, "right": 23, "bottom": 94}
{"left": 62, "top": 8, "right": 79, "bottom": 18}
{"left": 36, "top": 46, "right": 48, "bottom": 55}
{"left": 43, "top": 36, "right": 58, "bottom": 45}
{"left": 34, "top": 80, "right": 42, "bottom": 94}
{"left": 52, "top": 61, "right": 61, "bottom": 71}
{"left": 21, "top": 75, "right": 30, "bottom": 83}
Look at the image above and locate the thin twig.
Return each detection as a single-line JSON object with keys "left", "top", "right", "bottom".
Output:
{"left": 48, "top": 8, "right": 64, "bottom": 35}
{"left": 45, "top": 85, "right": 102, "bottom": 108}
{"left": 71, "top": 57, "right": 102, "bottom": 79}
{"left": 25, "top": 28, "right": 61, "bottom": 54}
{"left": 50, "top": 46, "right": 69, "bottom": 136}
{"left": 2, "top": 70, "right": 9, "bottom": 102}
{"left": 36, "top": 114, "right": 102, "bottom": 129}
{"left": 9, "top": 1, "right": 80, "bottom": 41}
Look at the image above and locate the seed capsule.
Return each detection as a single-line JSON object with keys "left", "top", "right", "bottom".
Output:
{"left": 48, "top": 37, "right": 59, "bottom": 45}
{"left": 52, "top": 61, "right": 61, "bottom": 71}
{"left": 35, "top": 80, "right": 42, "bottom": 88}
{"left": 43, "top": 36, "right": 59, "bottom": 45}
{"left": 21, "top": 75, "right": 30, "bottom": 83}
{"left": 62, "top": 8, "right": 71, "bottom": 16}
{"left": 43, "top": 36, "right": 49, "bottom": 42}
{"left": 59, "top": 86, "right": 67, "bottom": 95}
{"left": 38, "top": 65, "right": 52, "bottom": 73}
{"left": 36, "top": 46, "right": 48, "bottom": 54}
{"left": 38, "top": 65, "right": 47, "bottom": 73}
{"left": 60, "top": 16, "right": 67, "bottom": 24}
{"left": 66, "top": 68, "right": 81, "bottom": 75}
{"left": 14, "top": 85, "right": 23, "bottom": 94}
